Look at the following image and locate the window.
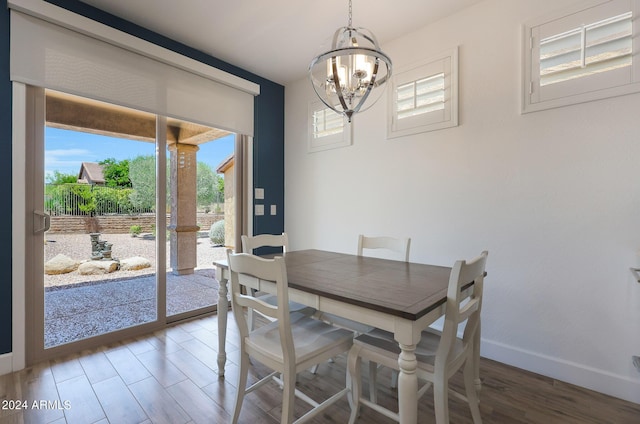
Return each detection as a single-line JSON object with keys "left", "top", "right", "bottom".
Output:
{"left": 522, "top": 0, "right": 640, "bottom": 113}
{"left": 308, "top": 101, "right": 351, "bottom": 152}
{"left": 397, "top": 73, "right": 446, "bottom": 119}
{"left": 388, "top": 47, "right": 458, "bottom": 139}
{"left": 312, "top": 108, "right": 344, "bottom": 138}
{"left": 540, "top": 12, "right": 632, "bottom": 87}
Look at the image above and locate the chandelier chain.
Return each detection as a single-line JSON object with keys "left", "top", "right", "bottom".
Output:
{"left": 348, "top": 0, "right": 352, "bottom": 27}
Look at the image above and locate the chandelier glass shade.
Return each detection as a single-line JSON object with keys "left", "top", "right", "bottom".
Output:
{"left": 309, "top": 5, "right": 391, "bottom": 122}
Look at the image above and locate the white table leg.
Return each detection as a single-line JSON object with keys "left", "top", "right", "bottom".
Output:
{"left": 216, "top": 266, "right": 228, "bottom": 378}
{"left": 397, "top": 342, "right": 418, "bottom": 424}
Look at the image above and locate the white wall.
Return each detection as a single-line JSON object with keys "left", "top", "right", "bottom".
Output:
{"left": 285, "top": 0, "right": 640, "bottom": 404}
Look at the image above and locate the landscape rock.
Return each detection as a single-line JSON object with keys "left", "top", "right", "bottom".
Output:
{"left": 44, "top": 254, "right": 80, "bottom": 275}
{"left": 120, "top": 256, "right": 151, "bottom": 271}
{"left": 78, "top": 260, "right": 118, "bottom": 275}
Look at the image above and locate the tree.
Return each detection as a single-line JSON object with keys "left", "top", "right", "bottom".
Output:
{"left": 215, "top": 173, "right": 224, "bottom": 200}
{"left": 46, "top": 170, "right": 77, "bottom": 185}
{"left": 98, "top": 155, "right": 225, "bottom": 214}
{"left": 196, "top": 162, "right": 224, "bottom": 210}
{"left": 100, "top": 158, "right": 132, "bottom": 188}
{"left": 128, "top": 155, "right": 156, "bottom": 212}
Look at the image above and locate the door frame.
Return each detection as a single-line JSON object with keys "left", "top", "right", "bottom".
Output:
{"left": 10, "top": 82, "right": 28, "bottom": 373}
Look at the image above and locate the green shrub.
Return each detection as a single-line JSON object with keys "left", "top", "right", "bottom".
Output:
{"left": 95, "top": 187, "right": 135, "bottom": 214}
{"left": 209, "top": 220, "right": 225, "bottom": 245}
{"left": 129, "top": 225, "right": 142, "bottom": 237}
{"left": 45, "top": 184, "right": 137, "bottom": 216}
{"left": 70, "top": 184, "right": 96, "bottom": 215}
{"left": 45, "top": 184, "right": 95, "bottom": 215}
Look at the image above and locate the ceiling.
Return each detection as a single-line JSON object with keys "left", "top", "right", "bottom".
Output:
{"left": 79, "top": 0, "right": 484, "bottom": 85}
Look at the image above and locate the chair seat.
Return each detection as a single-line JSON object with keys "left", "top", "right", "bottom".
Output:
{"left": 256, "top": 292, "right": 317, "bottom": 317}
{"left": 247, "top": 312, "right": 354, "bottom": 368}
{"left": 354, "top": 327, "right": 464, "bottom": 372}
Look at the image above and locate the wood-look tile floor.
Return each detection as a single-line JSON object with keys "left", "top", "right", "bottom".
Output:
{"left": 1, "top": 313, "right": 639, "bottom": 424}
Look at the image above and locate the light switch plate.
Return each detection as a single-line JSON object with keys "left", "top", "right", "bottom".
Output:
{"left": 255, "top": 188, "right": 264, "bottom": 200}
{"left": 255, "top": 204, "right": 264, "bottom": 216}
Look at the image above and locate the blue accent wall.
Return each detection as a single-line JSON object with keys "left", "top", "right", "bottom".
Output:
{"left": 0, "top": 0, "right": 285, "bottom": 356}
{"left": 253, "top": 81, "right": 286, "bottom": 237}
{"left": 0, "top": 0, "right": 12, "bottom": 355}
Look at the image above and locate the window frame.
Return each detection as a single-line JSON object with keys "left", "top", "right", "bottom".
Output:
{"left": 522, "top": 0, "right": 640, "bottom": 114}
{"left": 307, "top": 100, "right": 352, "bottom": 153}
{"left": 387, "top": 47, "right": 458, "bottom": 139}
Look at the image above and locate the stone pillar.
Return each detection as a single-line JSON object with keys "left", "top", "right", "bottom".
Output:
{"left": 168, "top": 143, "right": 200, "bottom": 275}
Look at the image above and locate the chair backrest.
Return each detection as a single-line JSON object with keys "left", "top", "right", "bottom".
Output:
{"left": 241, "top": 233, "right": 289, "bottom": 254}
{"left": 436, "top": 251, "right": 488, "bottom": 369}
{"left": 226, "top": 250, "right": 294, "bottom": 356}
{"left": 357, "top": 234, "right": 411, "bottom": 262}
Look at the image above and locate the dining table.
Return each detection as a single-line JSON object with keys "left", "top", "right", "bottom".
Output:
{"left": 214, "top": 249, "right": 480, "bottom": 424}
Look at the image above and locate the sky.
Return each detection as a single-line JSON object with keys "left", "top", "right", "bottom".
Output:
{"left": 45, "top": 127, "right": 235, "bottom": 180}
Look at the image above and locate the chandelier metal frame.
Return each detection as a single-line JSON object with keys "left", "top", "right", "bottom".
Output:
{"left": 309, "top": 0, "right": 392, "bottom": 122}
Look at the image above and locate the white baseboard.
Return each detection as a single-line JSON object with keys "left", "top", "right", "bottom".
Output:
{"left": 0, "top": 353, "right": 13, "bottom": 376}
{"left": 481, "top": 338, "right": 640, "bottom": 405}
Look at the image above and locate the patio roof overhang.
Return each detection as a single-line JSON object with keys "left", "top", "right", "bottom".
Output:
{"left": 45, "top": 90, "right": 232, "bottom": 145}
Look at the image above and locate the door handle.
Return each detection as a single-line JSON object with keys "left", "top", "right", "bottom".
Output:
{"left": 33, "top": 210, "right": 51, "bottom": 234}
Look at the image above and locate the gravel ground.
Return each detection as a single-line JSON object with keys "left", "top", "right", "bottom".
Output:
{"left": 43, "top": 233, "right": 225, "bottom": 347}
{"left": 44, "top": 233, "right": 228, "bottom": 287}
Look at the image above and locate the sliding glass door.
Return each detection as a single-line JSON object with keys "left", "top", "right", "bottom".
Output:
{"left": 27, "top": 87, "right": 233, "bottom": 363}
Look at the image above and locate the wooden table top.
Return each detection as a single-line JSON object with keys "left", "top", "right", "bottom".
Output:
{"left": 218, "top": 249, "right": 455, "bottom": 321}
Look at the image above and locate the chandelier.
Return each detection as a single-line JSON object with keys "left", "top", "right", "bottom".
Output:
{"left": 309, "top": 0, "right": 392, "bottom": 122}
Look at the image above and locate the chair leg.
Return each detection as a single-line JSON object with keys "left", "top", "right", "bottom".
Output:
{"left": 473, "top": 321, "right": 482, "bottom": 393}
{"left": 347, "top": 346, "right": 363, "bottom": 424}
{"left": 281, "top": 369, "right": 297, "bottom": 424}
{"left": 464, "top": 357, "right": 483, "bottom": 424}
{"left": 368, "top": 360, "right": 378, "bottom": 403}
{"left": 433, "top": 376, "right": 450, "bottom": 424}
{"left": 231, "top": 351, "right": 250, "bottom": 424}
{"left": 390, "top": 369, "right": 398, "bottom": 389}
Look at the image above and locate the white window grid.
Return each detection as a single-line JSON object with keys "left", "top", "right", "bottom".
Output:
{"left": 312, "top": 108, "right": 344, "bottom": 139}
{"left": 522, "top": 0, "right": 640, "bottom": 113}
{"left": 396, "top": 73, "right": 446, "bottom": 120}
{"left": 307, "top": 101, "right": 351, "bottom": 153}
{"left": 388, "top": 47, "right": 458, "bottom": 139}
{"left": 540, "top": 11, "right": 632, "bottom": 87}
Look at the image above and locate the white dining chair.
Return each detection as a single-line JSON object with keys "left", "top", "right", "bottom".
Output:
{"left": 241, "top": 233, "right": 315, "bottom": 331}
{"left": 357, "top": 234, "right": 411, "bottom": 262}
{"left": 316, "top": 234, "right": 411, "bottom": 386}
{"left": 347, "top": 251, "right": 488, "bottom": 424}
{"left": 227, "top": 250, "right": 354, "bottom": 424}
